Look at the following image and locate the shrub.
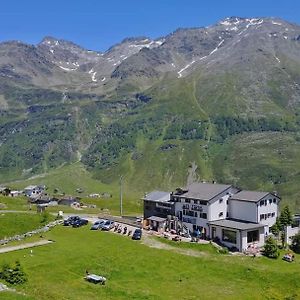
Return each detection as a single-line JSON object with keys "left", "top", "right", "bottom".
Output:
{"left": 291, "top": 232, "right": 300, "bottom": 254}
{"left": 0, "top": 261, "right": 27, "bottom": 285}
{"left": 263, "top": 237, "right": 280, "bottom": 259}
{"left": 218, "top": 247, "right": 229, "bottom": 254}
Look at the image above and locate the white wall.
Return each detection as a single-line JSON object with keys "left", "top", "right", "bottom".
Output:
{"left": 285, "top": 226, "right": 300, "bottom": 245}
{"left": 208, "top": 193, "right": 231, "bottom": 221}
{"left": 229, "top": 200, "right": 257, "bottom": 222}
{"left": 257, "top": 194, "right": 279, "bottom": 231}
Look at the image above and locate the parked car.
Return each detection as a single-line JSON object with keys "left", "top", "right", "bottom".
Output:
{"left": 90, "top": 219, "right": 106, "bottom": 230}
{"left": 63, "top": 216, "right": 80, "bottom": 226}
{"left": 132, "top": 228, "right": 142, "bottom": 240}
{"left": 100, "top": 220, "right": 115, "bottom": 231}
{"left": 72, "top": 218, "right": 89, "bottom": 228}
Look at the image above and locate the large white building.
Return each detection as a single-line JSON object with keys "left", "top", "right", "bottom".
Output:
{"left": 143, "top": 182, "right": 280, "bottom": 251}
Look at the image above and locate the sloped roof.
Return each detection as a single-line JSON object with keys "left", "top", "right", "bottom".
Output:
{"left": 178, "top": 182, "right": 232, "bottom": 201}
{"left": 209, "top": 219, "right": 266, "bottom": 230}
{"left": 230, "top": 190, "right": 270, "bottom": 202}
{"left": 143, "top": 191, "right": 170, "bottom": 202}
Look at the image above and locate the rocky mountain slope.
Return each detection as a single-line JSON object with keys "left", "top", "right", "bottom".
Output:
{"left": 2, "top": 17, "right": 300, "bottom": 208}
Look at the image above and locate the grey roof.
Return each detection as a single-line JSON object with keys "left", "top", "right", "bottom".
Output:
{"left": 178, "top": 182, "right": 232, "bottom": 201}
{"left": 143, "top": 191, "right": 170, "bottom": 202}
{"left": 209, "top": 219, "right": 266, "bottom": 230}
{"left": 147, "top": 216, "right": 166, "bottom": 222}
{"left": 230, "top": 190, "right": 270, "bottom": 202}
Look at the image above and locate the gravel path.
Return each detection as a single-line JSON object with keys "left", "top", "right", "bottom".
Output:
{"left": 141, "top": 234, "right": 208, "bottom": 257}
{"left": 0, "top": 240, "right": 53, "bottom": 254}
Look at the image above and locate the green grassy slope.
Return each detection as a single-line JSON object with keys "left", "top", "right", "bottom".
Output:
{"left": 0, "top": 226, "right": 299, "bottom": 299}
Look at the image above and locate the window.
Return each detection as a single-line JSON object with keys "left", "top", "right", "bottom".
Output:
{"left": 219, "top": 212, "right": 224, "bottom": 218}
{"left": 264, "top": 200, "right": 267, "bottom": 206}
{"left": 219, "top": 199, "right": 223, "bottom": 203}
{"left": 260, "top": 200, "right": 264, "bottom": 206}
{"left": 273, "top": 198, "right": 276, "bottom": 204}
{"left": 199, "top": 200, "right": 207, "bottom": 205}
{"left": 247, "top": 230, "right": 259, "bottom": 243}
{"left": 185, "top": 199, "right": 191, "bottom": 203}
{"left": 268, "top": 213, "right": 271, "bottom": 218}
{"left": 199, "top": 213, "right": 207, "bottom": 219}
{"left": 269, "top": 199, "right": 272, "bottom": 204}
{"left": 271, "top": 212, "right": 275, "bottom": 217}
{"left": 260, "top": 214, "right": 264, "bottom": 221}
{"left": 222, "top": 229, "right": 237, "bottom": 244}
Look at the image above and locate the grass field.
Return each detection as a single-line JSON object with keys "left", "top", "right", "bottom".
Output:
{"left": 0, "top": 213, "right": 55, "bottom": 240}
{"left": 0, "top": 220, "right": 299, "bottom": 300}
{"left": 4, "top": 163, "right": 143, "bottom": 216}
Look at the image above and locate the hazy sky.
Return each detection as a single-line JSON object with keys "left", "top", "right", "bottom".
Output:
{"left": 1, "top": 0, "right": 299, "bottom": 51}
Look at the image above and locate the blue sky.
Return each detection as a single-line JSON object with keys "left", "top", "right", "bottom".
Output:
{"left": 0, "top": 0, "right": 299, "bottom": 51}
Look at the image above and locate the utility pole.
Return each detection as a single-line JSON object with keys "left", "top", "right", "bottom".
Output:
{"left": 120, "top": 175, "right": 123, "bottom": 216}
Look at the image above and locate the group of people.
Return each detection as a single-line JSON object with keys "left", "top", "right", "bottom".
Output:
{"left": 114, "top": 224, "right": 132, "bottom": 236}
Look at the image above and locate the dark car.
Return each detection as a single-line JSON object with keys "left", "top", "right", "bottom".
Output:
{"left": 63, "top": 216, "right": 80, "bottom": 226}
{"left": 72, "top": 218, "right": 89, "bottom": 228}
{"left": 132, "top": 228, "right": 142, "bottom": 240}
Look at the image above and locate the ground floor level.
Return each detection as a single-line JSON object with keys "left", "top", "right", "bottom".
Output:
{"left": 208, "top": 219, "right": 266, "bottom": 252}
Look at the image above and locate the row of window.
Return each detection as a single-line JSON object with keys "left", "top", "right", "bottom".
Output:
{"left": 260, "top": 199, "right": 276, "bottom": 206}
{"left": 182, "top": 204, "right": 204, "bottom": 211}
{"left": 182, "top": 210, "right": 207, "bottom": 219}
{"left": 260, "top": 213, "right": 275, "bottom": 220}
{"left": 179, "top": 198, "right": 208, "bottom": 205}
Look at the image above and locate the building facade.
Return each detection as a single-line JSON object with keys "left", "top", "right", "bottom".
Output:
{"left": 143, "top": 182, "right": 280, "bottom": 251}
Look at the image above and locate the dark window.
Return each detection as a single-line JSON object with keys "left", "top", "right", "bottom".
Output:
{"left": 219, "top": 212, "right": 223, "bottom": 218}
{"left": 271, "top": 212, "right": 275, "bottom": 217}
{"left": 269, "top": 199, "right": 272, "bottom": 204}
{"left": 199, "top": 213, "right": 207, "bottom": 219}
{"left": 185, "top": 199, "right": 191, "bottom": 203}
{"left": 219, "top": 199, "right": 223, "bottom": 203}
{"left": 222, "top": 229, "right": 237, "bottom": 244}
{"left": 264, "top": 200, "right": 267, "bottom": 206}
{"left": 260, "top": 201, "right": 264, "bottom": 206}
{"left": 273, "top": 198, "right": 276, "bottom": 204}
{"left": 199, "top": 200, "right": 207, "bottom": 205}
{"left": 247, "top": 230, "right": 259, "bottom": 243}
{"left": 260, "top": 214, "right": 264, "bottom": 221}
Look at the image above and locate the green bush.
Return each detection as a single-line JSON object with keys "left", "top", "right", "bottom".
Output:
{"left": 218, "top": 247, "right": 229, "bottom": 254}
{"left": 0, "top": 261, "right": 27, "bottom": 285}
{"left": 291, "top": 232, "right": 300, "bottom": 254}
{"left": 263, "top": 237, "right": 280, "bottom": 259}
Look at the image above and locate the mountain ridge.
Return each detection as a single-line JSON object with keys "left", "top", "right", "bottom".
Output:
{"left": 1, "top": 16, "right": 300, "bottom": 209}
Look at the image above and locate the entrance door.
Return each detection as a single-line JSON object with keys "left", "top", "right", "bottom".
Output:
{"left": 212, "top": 227, "right": 216, "bottom": 239}
{"left": 179, "top": 211, "right": 183, "bottom": 221}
